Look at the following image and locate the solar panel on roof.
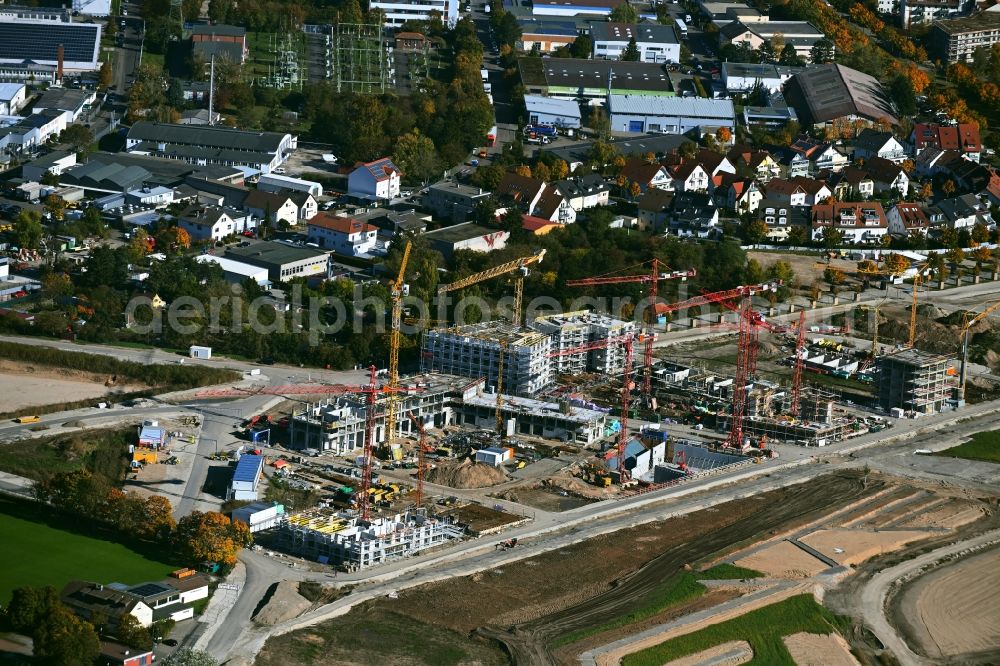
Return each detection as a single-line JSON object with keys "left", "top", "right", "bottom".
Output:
{"left": 0, "top": 22, "right": 99, "bottom": 63}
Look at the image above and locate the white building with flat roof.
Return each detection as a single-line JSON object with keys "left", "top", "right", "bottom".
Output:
{"left": 591, "top": 22, "right": 680, "bottom": 64}
{"left": 195, "top": 254, "right": 272, "bottom": 287}
{"left": 370, "top": 0, "right": 458, "bottom": 27}
{"left": 607, "top": 94, "right": 736, "bottom": 135}
{"left": 524, "top": 95, "right": 582, "bottom": 128}
{"left": 0, "top": 83, "right": 26, "bottom": 115}
{"left": 256, "top": 173, "right": 323, "bottom": 197}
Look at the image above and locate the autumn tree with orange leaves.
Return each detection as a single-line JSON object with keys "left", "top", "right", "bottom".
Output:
{"left": 175, "top": 511, "right": 251, "bottom": 567}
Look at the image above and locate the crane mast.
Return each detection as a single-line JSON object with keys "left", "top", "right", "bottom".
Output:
{"left": 385, "top": 240, "right": 412, "bottom": 453}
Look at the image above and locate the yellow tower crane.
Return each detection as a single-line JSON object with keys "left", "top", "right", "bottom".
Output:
{"left": 437, "top": 249, "right": 547, "bottom": 326}
{"left": 959, "top": 298, "right": 1000, "bottom": 401}
{"left": 384, "top": 240, "right": 412, "bottom": 453}
{"left": 907, "top": 262, "right": 934, "bottom": 348}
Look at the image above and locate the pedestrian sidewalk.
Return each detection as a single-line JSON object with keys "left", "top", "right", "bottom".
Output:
{"left": 192, "top": 561, "right": 247, "bottom": 652}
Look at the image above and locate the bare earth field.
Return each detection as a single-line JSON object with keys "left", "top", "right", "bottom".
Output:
{"left": 734, "top": 541, "right": 828, "bottom": 579}
{"left": 897, "top": 547, "right": 1000, "bottom": 660}
{"left": 799, "top": 529, "right": 929, "bottom": 567}
{"left": 783, "top": 632, "right": 860, "bottom": 666}
{"left": 0, "top": 363, "right": 145, "bottom": 412}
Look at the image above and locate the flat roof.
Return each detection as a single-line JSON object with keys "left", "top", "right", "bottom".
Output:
{"left": 608, "top": 94, "right": 735, "bottom": 119}
{"left": 524, "top": 94, "right": 582, "bottom": 118}
{"left": 424, "top": 222, "right": 504, "bottom": 243}
{"left": 128, "top": 122, "right": 290, "bottom": 153}
{"left": 195, "top": 254, "right": 270, "bottom": 278}
{"left": 723, "top": 61, "right": 802, "bottom": 79}
{"left": 933, "top": 11, "right": 1000, "bottom": 33}
{"left": 0, "top": 20, "right": 100, "bottom": 66}
{"left": 233, "top": 454, "right": 263, "bottom": 483}
{"left": 591, "top": 22, "right": 678, "bottom": 44}
{"left": 225, "top": 241, "right": 328, "bottom": 266}
{"left": 520, "top": 57, "right": 672, "bottom": 92}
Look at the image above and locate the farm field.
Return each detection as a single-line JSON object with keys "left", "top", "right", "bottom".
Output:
{"left": 0, "top": 499, "right": 177, "bottom": 604}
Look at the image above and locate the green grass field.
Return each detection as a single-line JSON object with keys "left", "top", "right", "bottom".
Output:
{"left": 622, "top": 594, "right": 850, "bottom": 666}
{"left": 936, "top": 430, "right": 1000, "bottom": 464}
{"left": 695, "top": 564, "right": 764, "bottom": 580}
{"left": 0, "top": 501, "right": 177, "bottom": 604}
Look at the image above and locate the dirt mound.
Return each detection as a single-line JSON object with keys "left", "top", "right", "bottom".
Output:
{"left": 425, "top": 460, "right": 506, "bottom": 488}
{"left": 544, "top": 476, "right": 606, "bottom": 499}
{"left": 253, "top": 581, "right": 312, "bottom": 626}
{"left": 758, "top": 341, "right": 780, "bottom": 357}
{"left": 916, "top": 303, "right": 947, "bottom": 319}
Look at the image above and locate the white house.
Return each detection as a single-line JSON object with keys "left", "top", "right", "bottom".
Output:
{"left": 865, "top": 156, "right": 909, "bottom": 196}
{"left": 243, "top": 190, "right": 299, "bottom": 226}
{"left": 0, "top": 82, "right": 26, "bottom": 115}
{"left": 852, "top": 130, "right": 907, "bottom": 163}
{"left": 178, "top": 205, "right": 256, "bottom": 241}
{"left": 554, "top": 174, "right": 611, "bottom": 211}
{"left": 810, "top": 202, "right": 888, "bottom": 244}
{"left": 668, "top": 162, "right": 710, "bottom": 192}
{"left": 622, "top": 158, "right": 674, "bottom": 192}
{"left": 727, "top": 178, "right": 763, "bottom": 213}
{"left": 229, "top": 454, "right": 263, "bottom": 501}
{"left": 291, "top": 191, "right": 318, "bottom": 221}
{"left": 348, "top": 157, "right": 401, "bottom": 201}
{"left": 307, "top": 212, "right": 379, "bottom": 256}
{"left": 887, "top": 203, "right": 930, "bottom": 237}
{"left": 591, "top": 22, "right": 681, "bottom": 64}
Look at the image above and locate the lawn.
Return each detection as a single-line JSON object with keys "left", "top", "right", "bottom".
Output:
{"left": 0, "top": 500, "right": 177, "bottom": 604}
{"left": 622, "top": 594, "right": 850, "bottom": 666}
{"left": 696, "top": 563, "right": 764, "bottom": 580}
{"left": 936, "top": 429, "right": 1000, "bottom": 464}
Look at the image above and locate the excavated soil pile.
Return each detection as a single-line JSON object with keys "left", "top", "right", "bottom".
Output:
{"left": 426, "top": 460, "right": 506, "bottom": 488}
{"left": 253, "top": 581, "right": 312, "bottom": 626}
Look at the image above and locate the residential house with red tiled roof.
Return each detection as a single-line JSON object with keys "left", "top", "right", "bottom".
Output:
{"left": 307, "top": 212, "right": 378, "bottom": 256}
{"left": 781, "top": 138, "right": 848, "bottom": 177}
{"left": 348, "top": 157, "right": 402, "bottom": 200}
{"left": 887, "top": 203, "right": 930, "bottom": 238}
{"left": 727, "top": 144, "right": 781, "bottom": 182}
{"left": 910, "top": 122, "right": 981, "bottom": 163}
{"left": 810, "top": 201, "right": 888, "bottom": 244}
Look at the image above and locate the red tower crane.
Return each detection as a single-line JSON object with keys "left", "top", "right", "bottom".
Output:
{"left": 547, "top": 333, "right": 639, "bottom": 482}
{"left": 656, "top": 281, "right": 782, "bottom": 449}
{"left": 406, "top": 411, "right": 434, "bottom": 507}
{"left": 791, "top": 310, "right": 807, "bottom": 417}
{"left": 565, "top": 260, "right": 696, "bottom": 399}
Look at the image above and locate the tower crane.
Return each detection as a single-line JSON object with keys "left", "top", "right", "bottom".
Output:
{"left": 564, "top": 260, "right": 696, "bottom": 400}
{"left": 384, "top": 240, "right": 412, "bottom": 454}
{"left": 656, "top": 281, "right": 782, "bottom": 449}
{"left": 437, "top": 249, "right": 547, "bottom": 327}
{"left": 406, "top": 411, "right": 434, "bottom": 506}
{"left": 907, "top": 262, "right": 935, "bottom": 348}
{"left": 959, "top": 298, "right": 1000, "bottom": 400}
{"left": 791, "top": 310, "right": 807, "bottom": 417}
{"left": 547, "top": 333, "right": 640, "bottom": 482}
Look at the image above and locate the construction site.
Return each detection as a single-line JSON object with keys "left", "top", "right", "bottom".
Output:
{"left": 222, "top": 249, "right": 1000, "bottom": 575}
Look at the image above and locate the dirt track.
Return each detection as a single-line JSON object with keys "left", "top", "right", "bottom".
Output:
{"left": 477, "top": 473, "right": 879, "bottom": 664}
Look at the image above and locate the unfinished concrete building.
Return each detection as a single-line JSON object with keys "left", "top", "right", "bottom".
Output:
{"left": 532, "top": 310, "right": 636, "bottom": 376}
{"left": 420, "top": 321, "right": 552, "bottom": 395}
{"left": 288, "top": 373, "right": 610, "bottom": 453}
{"left": 276, "top": 508, "right": 463, "bottom": 570}
{"left": 877, "top": 349, "right": 953, "bottom": 414}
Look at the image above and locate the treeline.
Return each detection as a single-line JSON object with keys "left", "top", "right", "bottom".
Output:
{"left": 0, "top": 342, "right": 241, "bottom": 389}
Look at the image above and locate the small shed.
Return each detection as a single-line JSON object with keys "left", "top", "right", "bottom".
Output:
{"left": 138, "top": 426, "right": 165, "bottom": 448}
{"left": 189, "top": 345, "right": 212, "bottom": 359}
{"left": 475, "top": 446, "right": 512, "bottom": 467}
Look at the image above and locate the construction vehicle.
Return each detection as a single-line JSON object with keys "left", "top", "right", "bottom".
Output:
{"left": 14, "top": 415, "right": 40, "bottom": 423}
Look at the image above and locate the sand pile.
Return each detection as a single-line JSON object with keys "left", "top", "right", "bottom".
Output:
{"left": 425, "top": 460, "right": 506, "bottom": 488}
{"left": 253, "top": 581, "right": 312, "bottom": 626}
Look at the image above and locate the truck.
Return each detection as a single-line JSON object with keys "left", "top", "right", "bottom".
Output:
{"left": 523, "top": 124, "right": 557, "bottom": 137}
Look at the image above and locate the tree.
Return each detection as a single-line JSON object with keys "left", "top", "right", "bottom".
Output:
{"left": 155, "top": 226, "right": 191, "bottom": 254}
{"left": 568, "top": 34, "right": 592, "bottom": 59}
{"left": 971, "top": 222, "right": 990, "bottom": 244}
{"left": 33, "top": 604, "right": 100, "bottom": 666}
{"left": 13, "top": 210, "right": 43, "bottom": 249}
{"left": 98, "top": 58, "right": 113, "bottom": 90}
{"left": 622, "top": 37, "right": 640, "bottom": 61}
{"left": 743, "top": 219, "right": 769, "bottom": 244}
{"left": 5, "top": 586, "right": 61, "bottom": 633}
{"left": 167, "top": 78, "right": 185, "bottom": 108}
{"left": 60, "top": 124, "right": 94, "bottom": 151}
{"left": 550, "top": 159, "right": 569, "bottom": 180}
{"left": 40, "top": 169, "right": 60, "bottom": 186}
{"left": 716, "top": 127, "right": 732, "bottom": 144}
{"left": 41, "top": 272, "right": 73, "bottom": 300}
{"left": 919, "top": 182, "right": 933, "bottom": 200}
{"left": 823, "top": 267, "right": 846, "bottom": 286}
{"left": 883, "top": 253, "right": 910, "bottom": 276}
{"left": 779, "top": 43, "right": 803, "bottom": 65}
{"left": 44, "top": 194, "right": 66, "bottom": 223}
{"left": 609, "top": 0, "right": 637, "bottom": 23}
{"left": 890, "top": 75, "right": 917, "bottom": 116}
{"left": 174, "top": 511, "right": 251, "bottom": 567}
{"left": 128, "top": 228, "right": 153, "bottom": 263}
{"left": 533, "top": 161, "right": 551, "bottom": 182}
{"left": 946, "top": 247, "right": 965, "bottom": 267}
{"left": 820, "top": 226, "right": 843, "bottom": 249}
{"left": 471, "top": 164, "right": 504, "bottom": 191}
{"left": 116, "top": 613, "right": 152, "bottom": 650}
{"left": 589, "top": 107, "right": 610, "bottom": 142}
{"left": 513, "top": 164, "right": 532, "bottom": 177}
{"left": 162, "top": 649, "right": 219, "bottom": 666}
{"left": 942, "top": 179, "right": 957, "bottom": 195}
{"left": 787, "top": 225, "right": 807, "bottom": 246}
{"left": 810, "top": 38, "right": 835, "bottom": 64}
